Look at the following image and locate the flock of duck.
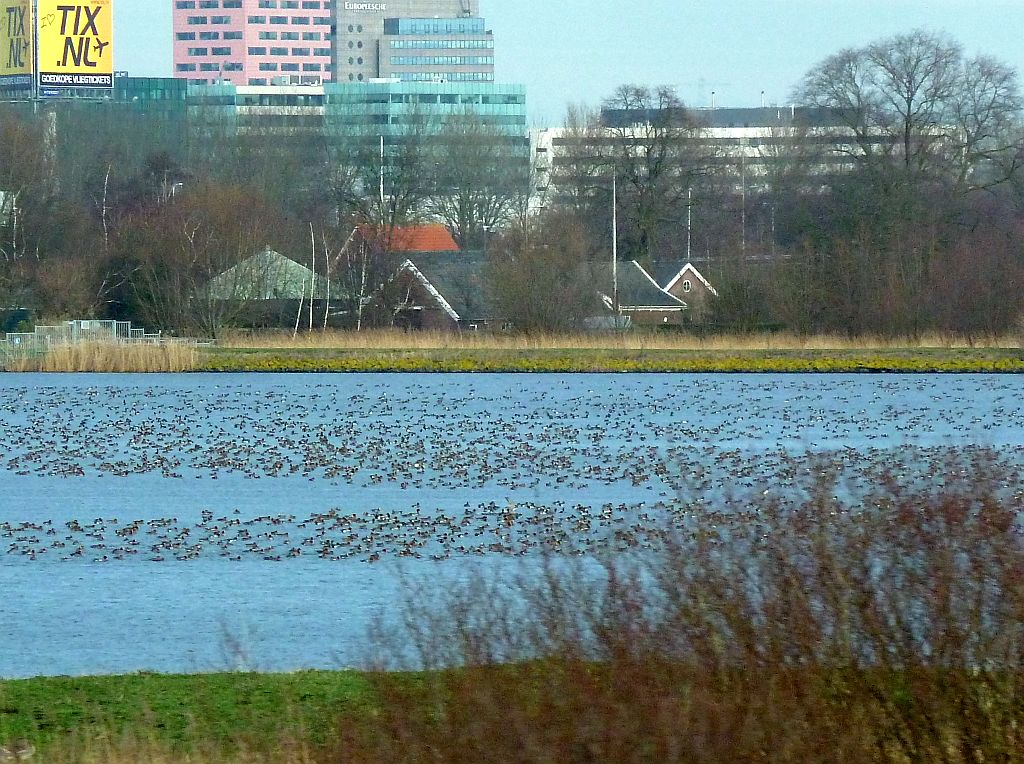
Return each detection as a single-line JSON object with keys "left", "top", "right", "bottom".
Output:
{"left": 0, "top": 375, "right": 1021, "bottom": 565}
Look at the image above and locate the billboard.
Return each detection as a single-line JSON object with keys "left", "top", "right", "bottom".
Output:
{"left": 37, "top": 0, "right": 113, "bottom": 90}
{"left": 0, "top": 0, "right": 32, "bottom": 90}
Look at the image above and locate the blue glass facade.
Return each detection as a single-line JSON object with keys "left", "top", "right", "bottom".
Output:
{"left": 383, "top": 17, "right": 486, "bottom": 35}
{"left": 324, "top": 81, "right": 526, "bottom": 138}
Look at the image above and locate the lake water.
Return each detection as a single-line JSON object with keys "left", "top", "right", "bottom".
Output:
{"left": 1, "top": 372, "right": 1021, "bottom": 678}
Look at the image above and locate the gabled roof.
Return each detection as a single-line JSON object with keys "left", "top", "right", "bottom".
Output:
{"left": 398, "top": 252, "right": 493, "bottom": 322}
{"left": 584, "top": 260, "right": 687, "bottom": 310}
{"left": 359, "top": 224, "right": 460, "bottom": 253}
{"left": 205, "top": 248, "right": 340, "bottom": 300}
{"left": 663, "top": 262, "right": 719, "bottom": 297}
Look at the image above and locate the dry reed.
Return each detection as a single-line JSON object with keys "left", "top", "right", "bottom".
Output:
{"left": 221, "top": 329, "right": 1021, "bottom": 353}
{"left": 7, "top": 342, "right": 198, "bottom": 373}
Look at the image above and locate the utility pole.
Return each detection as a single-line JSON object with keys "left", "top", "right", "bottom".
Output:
{"left": 378, "top": 135, "right": 385, "bottom": 225}
{"left": 612, "top": 173, "right": 619, "bottom": 317}
{"left": 686, "top": 187, "right": 692, "bottom": 263}
{"left": 740, "top": 142, "right": 747, "bottom": 260}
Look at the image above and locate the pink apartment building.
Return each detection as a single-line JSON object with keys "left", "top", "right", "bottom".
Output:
{"left": 173, "top": 0, "right": 334, "bottom": 86}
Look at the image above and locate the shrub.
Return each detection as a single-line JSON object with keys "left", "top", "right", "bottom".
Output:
{"left": 329, "top": 452, "right": 1024, "bottom": 763}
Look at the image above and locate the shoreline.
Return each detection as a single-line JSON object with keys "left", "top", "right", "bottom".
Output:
{"left": 198, "top": 347, "right": 1024, "bottom": 374}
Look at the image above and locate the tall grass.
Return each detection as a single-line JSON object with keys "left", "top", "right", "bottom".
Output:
{"left": 329, "top": 451, "right": 1024, "bottom": 763}
{"left": 222, "top": 328, "right": 1021, "bottom": 352}
{"left": 6, "top": 342, "right": 198, "bottom": 372}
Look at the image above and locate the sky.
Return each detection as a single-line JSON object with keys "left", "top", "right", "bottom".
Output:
{"left": 114, "top": 0, "right": 1024, "bottom": 125}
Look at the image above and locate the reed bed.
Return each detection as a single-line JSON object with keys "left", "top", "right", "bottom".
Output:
{"left": 221, "top": 329, "right": 1020, "bottom": 352}
{"left": 6, "top": 342, "right": 198, "bottom": 373}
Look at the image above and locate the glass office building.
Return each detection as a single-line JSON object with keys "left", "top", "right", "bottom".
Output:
{"left": 324, "top": 80, "right": 524, "bottom": 136}
{"left": 333, "top": 0, "right": 494, "bottom": 83}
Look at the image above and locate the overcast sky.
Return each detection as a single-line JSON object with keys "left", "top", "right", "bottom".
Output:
{"left": 115, "top": 0, "right": 1024, "bottom": 125}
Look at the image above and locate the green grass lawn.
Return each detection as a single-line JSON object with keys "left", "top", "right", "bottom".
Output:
{"left": 0, "top": 671, "right": 373, "bottom": 756}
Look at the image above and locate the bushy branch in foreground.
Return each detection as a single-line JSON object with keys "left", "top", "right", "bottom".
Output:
{"left": 331, "top": 452, "right": 1024, "bottom": 763}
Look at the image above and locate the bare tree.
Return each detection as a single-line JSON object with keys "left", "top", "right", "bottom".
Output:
{"left": 488, "top": 210, "right": 596, "bottom": 332}
{"left": 548, "top": 103, "right": 607, "bottom": 214}
{"left": 795, "top": 29, "right": 1023, "bottom": 190}
{"left": 119, "top": 183, "right": 285, "bottom": 336}
{"left": 600, "top": 85, "right": 718, "bottom": 263}
{"left": 328, "top": 112, "right": 435, "bottom": 235}
{"left": 427, "top": 113, "right": 529, "bottom": 250}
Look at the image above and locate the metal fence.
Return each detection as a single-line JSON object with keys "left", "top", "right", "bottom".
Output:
{"left": 0, "top": 320, "right": 211, "bottom": 368}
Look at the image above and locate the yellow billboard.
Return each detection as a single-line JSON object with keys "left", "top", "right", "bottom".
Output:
{"left": 37, "top": 0, "right": 113, "bottom": 89}
{"left": 0, "top": 0, "right": 33, "bottom": 90}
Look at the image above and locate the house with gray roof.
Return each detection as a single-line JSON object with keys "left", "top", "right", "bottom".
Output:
{"left": 583, "top": 260, "right": 688, "bottom": 326}
{"left": 393, "top": 251, "right": 497, "bottom": 330}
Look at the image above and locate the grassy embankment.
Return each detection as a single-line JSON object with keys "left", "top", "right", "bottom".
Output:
{"left": 3, "top": 331, "right": 1021, "bottom": 372}
{"left": 0, "top": 671, "right": 372, "bottom": 762}
{"left": 203, "top": 330, "right": 1024, "bottom": 373}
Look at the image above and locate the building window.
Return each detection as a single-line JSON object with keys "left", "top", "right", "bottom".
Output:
{"left": 187, "top": 47, "right": 208, "bottom": 56}
{"left": 247, "top": 15, "right": 266, "bottom": 23}
{"left": 269, "top": 15, "right": 287, "bottom": 23}
{"left": 175, "top": 32, "right": 196, "bottom": 40}
{"left": 210, "top": 15, "right": 231, "bottom": 24}
{"left": 186, "top": 15, "right": 208, "bottom": 24}
{"left": 199, "top": 63, "right": 220, "bottom": 71}
{"left": 258, "top": 31, "right": 277, "bottom": 39}
{"left": 259, "top": 62, "right": 278, "bottom": 71}
{"left": 223, "top": 31, "right": 242, "bottom": 39}
{"left": 199, "top": 31, "right": 220, "bottom": 40}
{"left": 270, "top": 47, "right": 287, "bottom": 55}
{"left": 175, "top": 0, "right": 195, "bottom": 7}
{"left": 291, "top": 47, "right": 310, "bottom": 56}
{"left": 211, "top": 47, "right": 231, "bottom": 55}
{"left": 281, "top": 63, "right": 299, "bottom": 71}
{"left": 682, "top": 280, "right": 692, "bottom": 293}
{"left": 198, "top": 0, "right": 218, "bottom": 7}
{"left": 247, "top": 46, "right": 267, "bottom": 55}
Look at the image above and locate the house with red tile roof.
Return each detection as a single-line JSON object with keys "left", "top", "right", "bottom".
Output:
{"left": 356, "top": 224, "right": 460, "bottom": 254}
